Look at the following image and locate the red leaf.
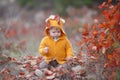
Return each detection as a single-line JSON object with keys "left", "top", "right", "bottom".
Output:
{"left": 100, "top": 32, "right": 105, "bottom": 41}
{"left": 104, "top": 63, "right": 109, "bottom": 68}
{"left": 19, "top": 72, "right": 25, "bottom": 75}
{"left": 43, "top": 69, "right": 53, "bottom": 76}
{"left": 82, "top": 31, "right": 89, "bottom": 36}
{"left": 22, "top": 27, "right": 29, "bottom": 34}
{"left": 98, "top": 2, "right": 106, "bottom": 9}
{"left": 98, "top": 24, "right": 104, "bottom": 28}
{"left": 98, "top": 5, "right": 103, "bottom": 9}
{"left": 46, "top": 73, "right": 55, "bottom": 80}
{"left": 0, "top": 68, "right": 10, "bottom": 74}
{"left": 113, "top": 14, "right": 120, "bottom": 20}
{"left": 5, "top": 29, "right": 17, "bottom": 38}
{"left": 108, "top": 71, "right": 115, "bottom": 80}
{"left": 102, "top": 10, "right": 108, "bottom": 15}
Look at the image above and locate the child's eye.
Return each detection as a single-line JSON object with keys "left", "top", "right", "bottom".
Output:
{"left": 57, "top": 31, "right": 61, "bottom": 33}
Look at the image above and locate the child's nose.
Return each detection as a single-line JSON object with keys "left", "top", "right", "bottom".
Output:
{"left": 55, "top": 32, "right": 58, "bottom": 34}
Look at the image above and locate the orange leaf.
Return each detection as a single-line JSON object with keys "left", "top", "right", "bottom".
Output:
{"left": 77, "top": 41, "right": 84, "bottom": 46}
{"left": 108, "top": 0, "right": 112, "bottom": 3}
{"left": 92, "top": 30, "right": 98, "bottom": 36}
{"left": 100, "top": 32, "right": 105, "bottom": 37}
{"left": 109, "top": 20, "right": 116, "bottom": 26}
{"left": 100, "top": 32, "right": 105, "bottom": 41}
{"left": 104, "top": 40, "right": 113, "bottom": 48}
{"left": 107, "top": 54, "right": 113, "bottom": 60}
{"left": 98, "top": 24, "right": 104, "bottom": 28}
{"left": 92, "top": 25, "right": 96, "bottom": 29}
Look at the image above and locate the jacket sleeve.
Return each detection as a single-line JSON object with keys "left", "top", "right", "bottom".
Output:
{"left": 38, "top": 37, "right": 47, "bottom": 56}
{"left": 65, "top": 38, "right": 74, "bottom": 58}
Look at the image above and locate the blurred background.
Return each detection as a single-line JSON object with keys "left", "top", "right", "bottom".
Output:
{"left": 0, "top": 0, "right": 116, "bottom": 58}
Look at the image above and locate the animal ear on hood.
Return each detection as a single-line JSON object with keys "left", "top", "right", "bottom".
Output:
{"left": 45, "top": 15, "right": 65, "bottom": 23}
{"left": 45, "top": 15, "right": 65, "bottom": 28}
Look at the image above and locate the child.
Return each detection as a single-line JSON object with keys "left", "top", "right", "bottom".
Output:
{"left": 38, "top": 15, "right": 74, "bottom": 69}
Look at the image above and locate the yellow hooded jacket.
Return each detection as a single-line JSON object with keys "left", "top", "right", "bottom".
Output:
{"left": 38, "top": 16, "right": 74, "bottom": 64}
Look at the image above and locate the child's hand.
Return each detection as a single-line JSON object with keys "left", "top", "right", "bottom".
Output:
{"left": 44, "top": 47, "right": 49, "bottom": 53}
{"left": 66, "top": 56, "right": 73, "bottom": 64}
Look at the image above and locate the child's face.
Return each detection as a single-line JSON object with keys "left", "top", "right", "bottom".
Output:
{"left": 49, "top": 27, "right": 61, "bottom": 38}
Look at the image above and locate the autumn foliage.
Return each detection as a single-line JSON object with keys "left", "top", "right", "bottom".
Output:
{"left": 78, "top": 0, "right": 120, "bottom": 79}
{"left": 0, "top": 0, "right": 120, "bottom": 80}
